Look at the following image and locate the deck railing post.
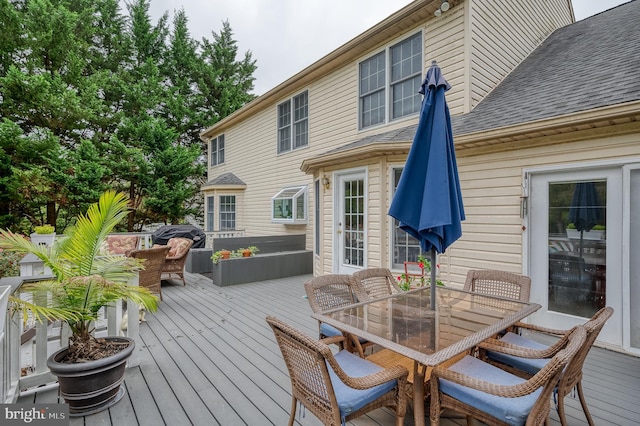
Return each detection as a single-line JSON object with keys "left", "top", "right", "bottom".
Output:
{"left": 123, "top": 273, "right": 140, "bottom": 368}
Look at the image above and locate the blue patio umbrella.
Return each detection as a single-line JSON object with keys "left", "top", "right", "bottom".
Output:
{"left": 388, "top": 61, "right": 465, "bottom": 309}
{"left": 568, "top": 182, "right": 603, "bottom": 258}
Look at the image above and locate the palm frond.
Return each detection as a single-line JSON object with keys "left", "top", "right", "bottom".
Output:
{"left": 9, "top": 295, "right": 81, "bottom": 325}
{"left": 1, "top": 190, "right": 156, "bottom": 340}
{"left": 62, "top": 190, "right": 130, "bottom": 277}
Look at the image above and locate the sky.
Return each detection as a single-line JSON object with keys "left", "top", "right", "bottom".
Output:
{"left": 124, "top": 0, "right": 630, "bottom": 95}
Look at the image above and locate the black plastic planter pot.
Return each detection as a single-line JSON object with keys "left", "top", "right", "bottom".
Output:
{"left": 47, "top": 337, "right": 135, "bottom": 417}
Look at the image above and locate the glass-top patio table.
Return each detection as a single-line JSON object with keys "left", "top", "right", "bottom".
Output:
{"left": 312, "top": 285, "right": 541, "bottom": 426}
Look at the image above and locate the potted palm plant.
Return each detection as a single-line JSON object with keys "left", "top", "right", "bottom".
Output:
{"left": 0, "top": 190, "right": 159, "bottom": 416}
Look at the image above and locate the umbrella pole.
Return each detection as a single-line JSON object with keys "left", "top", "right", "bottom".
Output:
{"left": 578, "top": 230, "right": 584, "bottom": 280}
{"left": 430, "top": 249, "right": 437, "bottom": 310}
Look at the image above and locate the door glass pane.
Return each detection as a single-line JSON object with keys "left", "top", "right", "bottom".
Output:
{"left": 343, "top": 178, "right": 364, "bottom": 267}
{"left": 548, "top": 180, "right": 606, "bottom": 317}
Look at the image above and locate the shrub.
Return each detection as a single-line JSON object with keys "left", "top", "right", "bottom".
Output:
{"left": 33, "top": 225, "right": 55, "bottom": 234}
{"left": 0, "top": 248, "right": 22, "bottom": 278}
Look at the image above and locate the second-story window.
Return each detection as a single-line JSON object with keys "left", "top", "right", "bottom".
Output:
{"left": 277, "top": 91, "right": 308, "bottom": 153}
{"left": 210, "top": 134, "right": 225, "bottom": 166}
{"left": 359, "top": 32, "right": 422, "bottom": 129}
{"left": 359, "top": 52, "right": 386, "bottom": 128}
{"left": 390, "top": 33, "right": 422, "bottom": 119}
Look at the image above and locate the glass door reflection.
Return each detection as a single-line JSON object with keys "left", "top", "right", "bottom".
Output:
{"left": 548, "top": 180, "right": 606, "bottom": 317}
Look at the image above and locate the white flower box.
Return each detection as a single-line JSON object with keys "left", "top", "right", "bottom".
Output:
{"left": 30, "top": 232, "right": 56, "bottom": 248}
{"left": 566, "top": 229, "right": 604, "bottom": 240}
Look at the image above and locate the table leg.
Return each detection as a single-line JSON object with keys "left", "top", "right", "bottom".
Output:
{"left": 413, "top": 361, "right": 425, "bottom": 426}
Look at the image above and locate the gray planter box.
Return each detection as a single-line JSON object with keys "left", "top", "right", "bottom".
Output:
{"left": 211, "top": 251, "right": 312, "bottom": 286}
{"left": 185, "top": 248, "right": 214, "bottom": 273}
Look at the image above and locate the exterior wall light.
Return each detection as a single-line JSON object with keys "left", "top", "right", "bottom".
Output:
{"left": 435, "top": 0, "right": 450, "bottom": 16}
{"left": 321, "top": 176, "right": 330, "bottom": 190}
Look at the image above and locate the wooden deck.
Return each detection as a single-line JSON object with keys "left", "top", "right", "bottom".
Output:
{"left": 18, "top": 272, "right": 640, "bottom": 425}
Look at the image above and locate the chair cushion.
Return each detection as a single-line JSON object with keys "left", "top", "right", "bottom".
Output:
{"left": 103, "top": 235, "right": 139, "bottom": 255}
{"left": 329, "top": 350, "right": 397, "bottom": 418}
{"left": 319, "top": 323, "right": 368, "bottom": 343}
{"left": 320, "top": 322, "right": 343, "bottom": 338}
{"left": 487, "top": 332, "right": 550, "bottom": 376}
{"left": 166, "top": 238, "right": 191, "bottom": 257}
{"left": 440, "top": 355, "right": 542, "bottom": 426}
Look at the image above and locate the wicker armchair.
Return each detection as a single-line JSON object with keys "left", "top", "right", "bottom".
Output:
{"left": 157, "top": 237, "right": 193, "bottom": 286}
{"left": 430, "top": 326, "right": 586, "bottom": 426}
{"left": 463, "top": 269, "right": 531, "bottom": 302}
{"left": 127, "top": 246, "right": 170, "bottom": 300}
{"left": 479, "top": 306, "right": 613, "bottom": 426}
{"left": 304, "top": 274, "right": 371, "bottom": 357}
{"left": 352, "top": 268, "right": 402, "bottom": 300}
{"left": 266, "top": 316, "right": 408, "bottom": 426}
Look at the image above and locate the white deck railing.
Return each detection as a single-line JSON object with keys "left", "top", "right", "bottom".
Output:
{"left": 205, "top": 230, "right": 245, "bottom": 247}
{"left": 0, "top": 275, "right": 141, "bottom": 403}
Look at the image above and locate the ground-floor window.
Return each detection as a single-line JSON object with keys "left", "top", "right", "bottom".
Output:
{"left": 391, "top": 167, "right": 422, "bottom": 269}
{"left": 219, "top": 195, "right": 236, "bottom": 230}
{"left": 206, "top": 196, "right": 214, "bottom": 231}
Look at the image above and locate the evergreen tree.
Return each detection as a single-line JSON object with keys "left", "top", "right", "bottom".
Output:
{"left": 0, "top": 0, "right": 256, "bottom": 232}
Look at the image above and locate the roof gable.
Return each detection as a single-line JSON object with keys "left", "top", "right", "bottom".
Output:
{"left": 452, "top": 0, "right": 640, "bottom": 136}
{"left": 203, "top": 172, "right": 246, "bottom": 188}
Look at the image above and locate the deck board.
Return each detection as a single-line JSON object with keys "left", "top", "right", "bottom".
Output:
{"left": 17, "top": 272, "right": 640, "bottom": 426}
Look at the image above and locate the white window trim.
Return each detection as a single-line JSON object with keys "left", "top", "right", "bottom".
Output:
{"left": 271, "top": 185, "right": 308, "bottom": 224}
{"left": 210, "top": 134, "right": 225, "bottom": 166}
{"left": 358, "top": 31, "right": 423, "bottom": 130}
{"left": 206, "top": 195, "right": 215, "bottom": 232}
{"left": 219, "top": 195, "right": 236, "bottom": 230}
{"left": 277, "top": 91, "right": 308, "bottom": 154}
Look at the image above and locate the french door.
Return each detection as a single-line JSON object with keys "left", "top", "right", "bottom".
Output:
{"left": 335, "top": 171, "right": 366, "bottom": 274}
{"left": 528, "top": 167, "right": 622, "bottom": 347}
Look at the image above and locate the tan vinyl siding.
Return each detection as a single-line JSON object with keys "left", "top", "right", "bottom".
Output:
{"left": 447, "top": 132, "right": 640, "bottom": 287}
{"left": 205, "top": 19, "right": 438, "bottom": 245}
{"left": 469, "top": 0, "right": 572, "bottom": 109}
{"left": 309, "top": 66, "right": 359, "bottom": 142}
{"left": 366, "top": 164, "right": 383, "bottom": 267}
{"left": 206, "top": 103, "right": 314, "bottom": 242}
{"left": 425, "top": 3, "right": 467, "bottom": 116}
{"left": 201, "top": 0, "right": 577, "bottom": 271}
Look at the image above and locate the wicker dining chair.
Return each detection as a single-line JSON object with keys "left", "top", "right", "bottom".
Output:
{"left": 430, "top": 325, "right": 586, "bottom": 426}
{"left": 479, "top": 306, "right": 613, "bottom": 426}
{"left": 304, "top": 274, "right": 371, "bottom": 357}
{"left": 352, "top": 268, "right": 402, "bottom": 300}
{"left": 127, "top": 246, "right": 170, "bottom": 300}
{"left": 463, "top": 269, "right": 531, "bottom": 302}
{"left": 464, "top": 270, "right": 532, "bottom": 334}
{"left": 266, "top": 316, "right": 409, "bottom": 426}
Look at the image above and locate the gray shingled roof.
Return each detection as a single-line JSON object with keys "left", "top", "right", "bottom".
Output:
{"left": 204, "top": 172, "right": 246, "bottom": 186}
{"left": 323, "top": 124, "right": 417, "bottom": 155}
{"left": 330, "top": 1, "right": 640, "bottom": 154}
{"left": 451, "top": 0, "right": 640, "bottom": 136}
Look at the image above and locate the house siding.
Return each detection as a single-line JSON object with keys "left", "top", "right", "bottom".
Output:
{"left": 446, "top": 131, "right": 640, "bottom": 287}
{"left": 468, "top": 0, "right": 572, "bottom": 109}
{"left": 201, "top": 0, "right": 574, "bottom": 271}
{"left": 425, "top": 3, "right": 467, "bottom": 116}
